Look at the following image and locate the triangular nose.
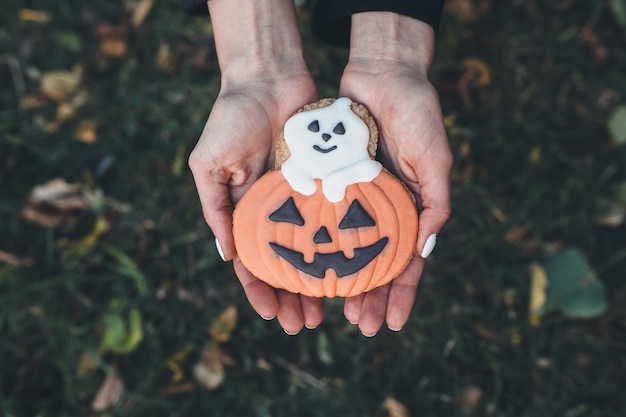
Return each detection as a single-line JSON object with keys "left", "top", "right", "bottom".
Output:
{"left": 322, "top": 133, "right": 331, "bottom": 142}
{"left": 313, "top": 226, "right": 332, "bottom": 244}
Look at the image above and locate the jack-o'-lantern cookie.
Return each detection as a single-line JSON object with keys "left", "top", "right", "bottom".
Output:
{"left": 232, "top": 97, "right": 418, "bottom": 298}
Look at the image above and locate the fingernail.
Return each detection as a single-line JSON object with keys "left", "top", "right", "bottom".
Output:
{"left": 361, "top": 331, "right": 377, "bottom": 338}
{"left": 420, "top": 234, "right": 437, "bottom": 259}
{"left": 304, "top": 324, "right": 317, "bottom": 330}
{"left": 260, "top": 314, "right": 275, "bottom": 321}
{"left": 215, "top": 237, "right": 226, "bottom": 261}
{"left": 388, "top": 326, "right": 402, "bottom": 332}
{"left": 284, "top": 329, "right": 300, "bottom": 336}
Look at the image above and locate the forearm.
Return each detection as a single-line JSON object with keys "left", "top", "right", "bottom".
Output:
{"left": 349, "top": 12, "right": 435, "bottom": 76}
{"left": 207, "top": 0, "right": 307, "bottom": 83}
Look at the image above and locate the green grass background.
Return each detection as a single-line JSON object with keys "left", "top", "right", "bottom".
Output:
{"left": 1, "top": 0, "right": 625, "bottom": 416}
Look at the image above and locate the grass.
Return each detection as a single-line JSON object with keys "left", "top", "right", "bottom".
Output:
{"left": 1, "top": 0, "right": 626, "bottom": 416}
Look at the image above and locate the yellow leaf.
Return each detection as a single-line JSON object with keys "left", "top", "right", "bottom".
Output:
{"left": 40, "top": 66, "right": 82, "bottom": 102}
{"left": 382, "top": 397, "right": 411, "bottom": 417}
{"left": 171, "top": 143, "right": 186, "bottom": 176}
{"left": 166, "top": 348, "right": 192, "bottom": 383}
{"left": 59, "top": 216, "right": 110, "bottom": 251}
{"left": 209, "top": 305, "right": 238, "bottom": 343}
{"left": 131, "top": 0, "right": 155, "bottom": 27}
{"left": 463, "top": 58, "right": 492, "bottom": 87}
{"left": 91, "top": 371, "right": 124, "bottom": 412}
{"left": 18, "top": 9, "right": 52, "bottom": 23}
{"left": 529, "top": 263, "right": 548, "bottom": 326}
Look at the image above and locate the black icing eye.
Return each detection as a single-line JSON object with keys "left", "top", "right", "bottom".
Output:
{"left": 338, "top": 200, "right": 376, "bottom": 229}
{"left": 308, "top": 120, "right": 320, "bottom": 133}
{"left": 333, "top": 122, "right": 345, "bottom": 135}
{"left": 269, "top": 197, "right": 304, "bottom": 226}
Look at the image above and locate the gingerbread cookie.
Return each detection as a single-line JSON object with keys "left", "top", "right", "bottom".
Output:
{"left": 232, "top": 98, "right": 418, "bottom": 298}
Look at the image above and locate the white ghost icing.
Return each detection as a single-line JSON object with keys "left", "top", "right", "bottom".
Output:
{"left": 281, "top": 97, "right": 382, "bottom": 202}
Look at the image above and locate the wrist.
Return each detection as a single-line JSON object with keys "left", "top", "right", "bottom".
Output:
{"left": 208, "top": 0, "right": 307, "bottom": 84}
{"left": 348, "top": 12, "right": 435, "bottom": 77}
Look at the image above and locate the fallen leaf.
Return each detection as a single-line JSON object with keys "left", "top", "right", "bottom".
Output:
{"left": 543, "top": 248, "right": 608, "bottom": 319}
{"left": 458, "top": 385, "right": 483, "bottom": 416}
{"left": 76, "top": 352, "right": 99, "bottom": 378}
{"left": 192, "top": 343, "right": 235, "bottom": 390}
{"left": 130, "top": 0, "right": 155, "bottom": 27}
{"left": 0, "top": 251, "right": 34, "bottom": 267}
{"left": 99, "top": 304, "right": 144, "bottom": 355}
{"left": 382, "top": 397, "right": 411, "bottom": 417}
{"left": 529, "top": 263, "right": 548, "bottom": 326}
{"left": 23, "top": 178, "right": 89, "bottom": 227}
{"left": 18, "top": 9, "right": 52, "bottom": 23}
{"left": 595, "top": 198, "right": 625, "bottom": 227}
{"left": 100, "top": 37, "right": 128, "bottom": 58}
{"left": 76, "top": 119, "right": 98, "bottom": 144}
{"left": 608, "top": 0, "right": 626, "bottom": 28}
{"left": 463, "top": 58, "right": 492, "bottom": 87}
{"left": 209, "top": 305, "right": 238, "bottom": 343}
{"left": 91, "top": 371, "right": 124, "bottom": 412}
{"left": 166, "top": 348, "right": 192, "bottom": 383}
{"left": 58, "top": 216, "right": 110, "bottom": 254}
{"left": 607, "top": 105, "right": 626, "bottom": 145}
{"left": 40, "top": 66, "right": 82, "bottom": 102}
{"left": 444, "top": 0, "right": 491, "bottom": 21}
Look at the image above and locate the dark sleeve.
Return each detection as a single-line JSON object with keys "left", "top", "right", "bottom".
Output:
{"left": 180, "top": 0, "right": 208, "bottom": 15}
{"left": 311, "top": 0, "right": 445, "bottom": 47}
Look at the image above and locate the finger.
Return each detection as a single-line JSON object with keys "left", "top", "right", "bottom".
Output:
{"left": 357, "top": 283, "right": 391, "bottom": 337}
{"left": 344, "top": 293, "right": 365, "bottom": 325}
{"left": 407, "top": 148, "right": 453, "bottom": 259}
{"left": 276, "top": 290, "right": 305, "bottom": 335}
{"left": 300, "top": 296, "right": 323, "bottom": 330}
{"left": 188, "top": 161, "right": 237, "bottom": 260}
{"left": 233, "top": 257, "right": 279, "bottom": 320}
{"left": 385, "top": 256, "right": 425, "bottom": 331}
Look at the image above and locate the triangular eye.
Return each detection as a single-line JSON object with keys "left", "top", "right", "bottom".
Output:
{"left": 333, "top": 122, "right": 345, "bottom": 135}
{"left": 308, "top": 120, "right": 320, "bottom": 132}
{"left": 269, "top": 197, "right": 304, "bottom": 226}
{"left": 338, "top": 200, "right": 376, "bottom": 229}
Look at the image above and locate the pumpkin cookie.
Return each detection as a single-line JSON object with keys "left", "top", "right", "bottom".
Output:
{"left": 232, "top": 98, "right": 418, "bottom": 298}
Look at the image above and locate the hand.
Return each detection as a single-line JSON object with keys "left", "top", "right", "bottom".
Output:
{"left": 339, "top": 12, "right": 453, "bottom": 336}
{"left": 188, "top": 0, "right": 323, "bottom": 334}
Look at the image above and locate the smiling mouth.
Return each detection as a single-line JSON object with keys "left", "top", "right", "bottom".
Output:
{"left": 313, "top": 145, "right": 337, "bottom": 154}
{"left": 269, "top": 237, "right": 388, "bottom": 278}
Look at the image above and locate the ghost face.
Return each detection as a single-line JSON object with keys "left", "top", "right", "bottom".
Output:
{"left": 283, "top": 98, "right": 371, "bottom": 175}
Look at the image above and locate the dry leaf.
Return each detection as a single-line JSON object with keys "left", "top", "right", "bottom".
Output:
{"left": 529, "top": 263, "right": 548, "bottom": 326}
{"left": 131, "top": 0, "right": 155, "bottom": 27}
{"left": 23, "top": 178, "right": 90, "bottom": 227}
{"left": 40, "top": 66, "right": 82, "bottom": 102}
{"left": 76, "top": 352, "right": 99, "bottom": 378}
{"left": 18, "top": 9, "right": 52, "bottom": 23}
{"left": 91, "top": 371, "right": 124, "bottom": 412}
{"left": 192, "top": 343, "right": 235, "bottom": 390}
{"left": 382, "top": 397, "right": 411, "bottom": 417}
{"left": 76, "top": 119, "right": 98, "bottom": 143}
{"left": 457, "top": 385, "right": 483, "bottom": 416}
{"left": 166, "top": 348, "right": 192, "bottom": 383}
{"left": 58, "top": 216, "right": 110, "bottom": 251}
{"left": 100, "top": 37, "right": 128, "bottom": 58}
{"left": 463, "top": 58, "right": 491, "bottom": 87}
{"left": 0, "top": 251, "right": 34, "bottom": 267}
{"left": 209, "top": 305, "right": 238, "bottom": 343}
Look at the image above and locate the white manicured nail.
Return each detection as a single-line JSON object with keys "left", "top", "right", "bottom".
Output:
{"left": 420, "top": 234, "right": 437, "bottom": 259}
{"left": 215, "top": 237, "right": 226, "bottom": 261}
{"left": 260, "top": 314, "right": 275, "bottom": 321}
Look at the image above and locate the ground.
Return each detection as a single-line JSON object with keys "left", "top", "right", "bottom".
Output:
{"left": 1, "top": 0, "right": 625, "bottom": 416}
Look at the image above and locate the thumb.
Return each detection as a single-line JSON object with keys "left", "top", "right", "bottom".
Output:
{"left": 190, "top": 166, "right": 237, "bottom": 261}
